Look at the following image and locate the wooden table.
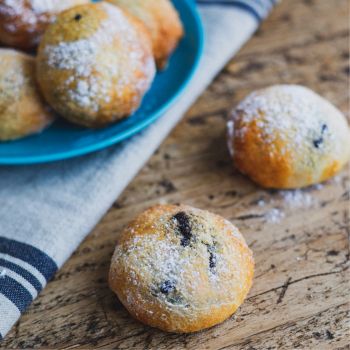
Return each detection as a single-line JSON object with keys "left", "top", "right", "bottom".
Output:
{"left": 2, "top": 0, "right": 349, "bottom": 348}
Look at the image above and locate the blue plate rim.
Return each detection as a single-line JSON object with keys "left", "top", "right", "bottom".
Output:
{"left": 0, "top": 0, "right": 204, "bottom": 165}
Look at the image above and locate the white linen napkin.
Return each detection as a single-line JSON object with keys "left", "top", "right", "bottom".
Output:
{"left": 0, "top": 0, "right": 276, "bottom": 339}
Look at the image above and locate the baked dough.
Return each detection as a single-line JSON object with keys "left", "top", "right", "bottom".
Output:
{"left": 107, "top": 0, "right": 184, "bottom": 69}
{"left": 0, "top": 48, "right": 54, "bottom": 141}
{"left": 36, "top": 2, "right": 156, "bottom": 128}
{"left": 227, "top": 85, "right": 350, "bottom": 189}
{"left": 0, "top": 0, "right": 89, "bottom": 50}
{"left": 109, "top": 204, "right": 254, "bottom": 333}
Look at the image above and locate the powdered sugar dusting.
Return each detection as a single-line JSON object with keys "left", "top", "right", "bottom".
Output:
{"left": 68, "top": 78, "right": 110, "bottom": 112}
{"left": 265, "top": 208, "right": 285, "bottom": 223}
{"left": 227, "top": 120, "right": 235, "bottom": 157}
{"left": 43, "top": 2, "right": 155, "bottom": 112}
{"left": 111, "top": 206, "right": 253, "bottom": 315}
{"left": 0, "top": 50, "right": 26, "bottom": 102}
{"left": 230, "top": 85, "right": 336, "bottom": 157}
{"left": 0, "top": 0, "right": 87, "bottom": 31}
{"left": 47, "top": 39, "right": 95, "bottom": 75}
{"left": 31, "top": 0, "right": 87, "bottom": 14}
{"left": 31, "top": 0, "right": 63, "bottom": 14}
{"left": 1, "top": 0, "right": 38, "bottom": 30}
{"left": 280, "top": 189, "right": 315, "bottom": 208}
{"left": 258, "top": 186, "right": 321, "bottom": 223}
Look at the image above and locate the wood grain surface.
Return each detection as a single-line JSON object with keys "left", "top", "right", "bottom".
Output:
{"left": 2, "top": 0, "right": 349, "bottom": 348}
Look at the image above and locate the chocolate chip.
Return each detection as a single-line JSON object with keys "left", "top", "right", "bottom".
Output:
{"left": 313, "top": 123, "right": 328, "bottom": 148}
{"left": 181, "top": 238, "right": 190, "bottom": 247}
{"left": 313, "top": 140, "right": 321, "bottom": 148}
{"left": 159, "top": 280, "right": 175, "bottom": 295}
{"left": 173, "top": 212, "right": 192, "bottom": 247}
{"left": 74, "top": 14, "right": 82, "bottom": 21}
{"left": 209, "top": 251, "right": 216, "bottom": 270}
{"left": 154, "top": 281, "right": 185, "bottom": 305}
{"left": 207, "top": 245, "right": 217, "bottom": 272}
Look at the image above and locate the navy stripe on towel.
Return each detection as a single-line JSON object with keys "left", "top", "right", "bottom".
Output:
{"left": 197, "top": 0, "right": 274, "bottom": 21}
{"left": 197, "top": 0, "right": 261, "bottom": 21}
{"left": 0, "top": 276, "right": 33, "bottom": 313}
{"left": 0, "top": 237, "right": 57, "bottom": 282}
{"left": 0, "top": 258, "right": 42, "bottom": 293}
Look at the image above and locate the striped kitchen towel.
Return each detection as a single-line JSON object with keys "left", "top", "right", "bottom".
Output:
{"left": 0, "top": 0, "right": 278, "bottom": 340}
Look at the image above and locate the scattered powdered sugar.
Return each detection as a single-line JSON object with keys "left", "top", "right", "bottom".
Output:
{"left": 256, "top": 173, "right": 348, "bottom": 224}
{"left": 227, "top": 120, "right": 235, "bottom": 157}
{"left": 279, "top": 189, "right": 315, "bottom": 209}
{"left": 264, "top": 190, "right": 314, "bottom": 223}
{"left": 258, "top": 186, "right": 322, "bottom": 223}
{"left": 265, "top": 208, "right": 285, "bottom": 223}
{"left": 330, "top": 175, "right": 342, "bottom": 184}
{"left": 312, "top": 183, "right": 324, "bottom": 190}
{"left": 257, "top": 199, "right": 266, "bottom": 207}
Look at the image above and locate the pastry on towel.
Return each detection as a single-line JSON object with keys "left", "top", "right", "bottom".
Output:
{"left": 0, "top": 48, "right": 54, "bottom": 141}
{"left": 107, "top": 0, "right": 184, "bottom": 69}
{"left": 227, "top": 85, "right": 350, "bottom": 189}
{"left": 109, "top": 204, "right": 254, "bottom": 333}
{"left": 0, "top": 0, "right": 89, "bottom": 50}
{"left": 36, "top": 2, "right": 156, "bottom": 128}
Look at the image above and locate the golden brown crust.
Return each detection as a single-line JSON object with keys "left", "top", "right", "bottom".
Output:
{"left": 0, "top": 0, "right": 89, "bottom": 50}
{"left": 36, "top": 2, "right": 156, "bottom": 128}
{"left": 232, "top": 116, "right": 294, "bottom": 188}
{"left": 228, "top": 85, "right": 350, "bottom": 189}
{"left": 0, "top": 48, "right": 54, "bottom": 141}
{"left": 107, "top": 0, "right": 184, "bottom": 69}
{"left": 109, "top": 204, "right": 254, "bottom": 333}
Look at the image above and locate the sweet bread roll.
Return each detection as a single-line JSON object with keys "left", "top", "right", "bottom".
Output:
{"left": 0, "top": 49, "right": 54, "bottom": 141}
{"left": 109, "top": 204, "right": 254, "bottom": 333}
{"left": 227, "top": 85, "right": 350, "bottom": 189}
{"left": 107, "top": 0, "right": 184, "bottom": 69}
{"left": 0, "top": 0, "right": 89, "bottom": 50}
{"left": 36, "top": 2, "right": 156, "bottom": 128}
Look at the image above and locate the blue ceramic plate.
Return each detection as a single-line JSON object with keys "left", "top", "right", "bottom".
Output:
{"left": 0, "top": 0, "right": 203, "bottom": 165}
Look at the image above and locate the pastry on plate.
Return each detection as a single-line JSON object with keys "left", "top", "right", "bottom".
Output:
{"left": 0, "top": 48, "right": 54, "bottom": 141}
{"left": 0, "top": 0, "right": 89, "bottom": 50}
{"left": 36, "top": 2, "right": 156, "bottom": 128}
{"left": 228, "top": 85, "right": 350, "bottom": 189}
{"left": 109, "top": 204, "right": 254, "bottom": 333}
{"left": 107, "top": 0, "right": 184, "bottom": 69}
